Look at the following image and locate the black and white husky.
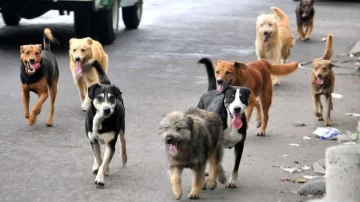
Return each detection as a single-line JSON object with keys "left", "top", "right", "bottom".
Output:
{"left": 197, "top": 57, "right": 250, "bottom": 188}
{"left": 83, "top": 59, "right": 127, "bottom": 187}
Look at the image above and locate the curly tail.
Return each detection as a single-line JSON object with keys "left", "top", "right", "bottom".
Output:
{"left": 43, "top": 28, "right": 59, "bottom": 51}
{"left": 271, "top": 7, "right": 290, "bottom": 26}
{"left": 83, "top": 59, "right": 111, "bottom": 85}
{"left": 322, "top": 34, "right": 333, "bottom": 60}
{"left": 268, "top": 62, "right": 299, "bottom": 76}
{"left": 198, "top": 58, "right": 217, "bottom": 92}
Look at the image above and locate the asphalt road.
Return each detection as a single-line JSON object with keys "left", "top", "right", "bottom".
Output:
{"left": 0, "top": 0, "right": 360, "bottom": 202}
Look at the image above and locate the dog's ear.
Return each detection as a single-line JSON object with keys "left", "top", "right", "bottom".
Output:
{"left": 88, "top": 83, "right": 100, "bottom": 100}
{"left": 186, "top": 116, "right": 194, "bottom": 132}
{"left": 36, "top": 44, "right": 42, "bottom": 50}
{"left": 86, "top": 37, "right": 93, "bottom": 45}
{"left": 113, "top": 86, "right": 123, "bottom": 99}
{"left": 241, "top": 87, "right": 251, "bottom": 99}
{"left": 234, "top": 62, "right": 247, "bottom": 69}
{"left": 328, "top": 62, "right": 334, "bottom": 69}
{"left": 69, "top": 38, "right": 75, "bottom": 45}
{"left": 215, "top": 60, "right": 221, "bottom": 66}
{"left": 20, "top": 45, "right": 24, "bottom": 53}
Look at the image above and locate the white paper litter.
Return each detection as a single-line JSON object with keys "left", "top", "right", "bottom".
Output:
{"left": 303, "top": 175, "right": 323, "bottom": 180}
{"left": 331, "top": 93, "right": 343, "bottom": 99}
{"left": 303, "top": 136, "right": 311, "bottom": 140}
{"left": 283, "top": 167, "right": 302, "bottom": 173}
{"left": 289, "top": 143, "right": 300, "bottom": 147}
{"left": 301, "top": 165, "right": 311, "bottom": 170}
{"left": 345, "top": 113, "right": 360, "bottom": 117}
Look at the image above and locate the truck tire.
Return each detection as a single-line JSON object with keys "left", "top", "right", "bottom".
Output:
{"left": 1, "top": 7, "right": 21, "bottom": 26}
{"left": 74, "top": 10, "right": 94, "bottom": 39}
{"left": 95, "top": 0, "right": 119, "bottom": 45}
{"left": 122, "top": 2, "right": 142, "bottom": 29}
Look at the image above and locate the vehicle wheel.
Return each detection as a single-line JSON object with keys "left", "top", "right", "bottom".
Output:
{"left": 74, "top": 9, "right": 94, "bottom": 39}
{"left": 122, "top": 2, "right": 142, "bottom": 29}
{"left": 95, "top": 0, "right": 119, "bottom": 45}
{"left": 1, "top": 6, "right": 21, "bottom": 26}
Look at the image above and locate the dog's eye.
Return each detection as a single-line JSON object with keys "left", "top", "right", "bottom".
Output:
{"left": 215, "top": 70, "right": 219, "bottom": 74}
{"left": 96, "top": 96, "right": 104, "bottom": 102}
{"left": 25, "top": 51, "right": 30, "bottom": 55}
{"left": 81, "top": 49, "right": 85, "bottom": 52}
{"left": 225, "top": 71, "right": 231, "bottom": 75}
{"left": 35, "top": 52, "right": 40, "bottom": 55}
{"left": 108, "top": 96, "right": 116, "bottom": 103}
{"left": 269, "top": 23, "right": 272, "bottom": 26}
{"left": 73, "top": 49, "right": 76, "bottom": 52}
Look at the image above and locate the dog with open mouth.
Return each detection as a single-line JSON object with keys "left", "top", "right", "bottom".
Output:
{"left": 83, "top": 59, "right": 127, "bottom": 187}
{"left": 197, "top": 58, "right": 250, "bottom": 188}
{"left": 295, "top": 0, "right": 315, "bottom": 41}
{"left": 159, "top": 107, "right": 226, "bottom": 200}
{"left": 69, "top": 37, "right": 108, "bottom": 111}
{"left": 309, "top": 34, "right": 334, "bottom": 126}
{"left": 19, "top": 28, "right": 59, "bottom": 126}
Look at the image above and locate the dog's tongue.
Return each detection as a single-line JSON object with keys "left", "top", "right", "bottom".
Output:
{"left": 317, "top": 78, "right": 324, "bottom": 85}
{"left": 75, "top": 61, "right": 82, "bottom": 75}
{"left": 168, "top": 144, "right": 178, "bottom": 156}
{"left": 232, "top": 113, "right": 243, "bottom": 129}
{"left": 263, "top": 35, "right": 270, "bottom": 42}
{"left": 217, "top": 85, "right": 223, "bottom": 92}
{"left": 30, "top": 63, "right": 41, "bottom": 70}
{"left": 302, "top": 13, "right": 307, "bottom": 17}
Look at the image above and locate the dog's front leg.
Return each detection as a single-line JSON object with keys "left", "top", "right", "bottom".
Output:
{"left": 169, "top": 166, "right": 183, "bottom": 200}
{"left": 188, "top": 165, "right": 206, "bottom": 199}
{"left": 94, "top": 141, "right": 116, "bottom": 187}
{"left": 312, "top": 94, "right": 323, "bottom": 121}
{"left": 226, "top": 140, "right": 245, "bottom": 188}
{"left": 91, "top": 141, "right": 102, "bottom": 174}
{"left": 74, "top": 78, "right": 85, "bottom": 105}
{"left": 324, "top": 93, "right": 332, "bottom": 126}
{"left": 21, "top": 86, "right": 30, "bottom": 119}
{"left": 304, "top": 20, "right": 313, "bottom": 40}
{"left": 28, "top": 91, "right": 49, "bottom": 125}
{"left": 297, "top": 23, "right": 305, "bottom": 40}
{"left": 92, "top": 113, "right": 105, "bottom": 143}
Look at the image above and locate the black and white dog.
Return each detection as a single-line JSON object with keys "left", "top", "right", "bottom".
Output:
{"left": 197, "top": 58, "right": 250, "bottom": 188}
{"left": 83, "top": 59, "right": 127, "bottom": 187}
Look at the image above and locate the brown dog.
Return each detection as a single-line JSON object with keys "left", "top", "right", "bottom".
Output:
{"left": 295, "top": 0, "right": 315, "bottom": 41}
{"left": 311, "top": 34, "right": 334, "bottom": 126}
{"left": 20, "top": 28, "right": 59, "bottom": 126}
{"left": 214, "top": 59, "right": 299, "bottom": 136}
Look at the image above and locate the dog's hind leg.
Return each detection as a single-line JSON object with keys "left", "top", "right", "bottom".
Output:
{"left": 255, "top": 99, "right": 262, "bottom": 128}
{"left": 257, "top": 91, "right": 272, "bottom": 136}
{"left": 119, "top": 129, "right": 127, "bottom": 166}
{"left": 91, "top": 141, "right": 102, "bottom": 174}
{"left": 226, "top": 140, "right": 246, "bottom": 188}
{"left": 324, "top": 94, "right": 332, "bottom": 126}
{"left": 169, "top": 166, "right": 183, "bottom": 200}
{"left": 188, "top": 165, "right": 206, "bottom": 199}
{"left": 95, "top": 140, "right": 116, "bottom": 187}
{"left": 207, "top": 148, "right": 224, "bottom": 190}
{"left": 245, "top": 97, "right": 256, "bottom": 125}
{"left": 46, "top": 80, "right": 58, "bottom": 127}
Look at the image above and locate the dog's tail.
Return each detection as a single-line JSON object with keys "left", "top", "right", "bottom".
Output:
{"left": 268, "top": 62, "right": 299, "bottom": 76}
{"left": 83, "top": 59, "right": 111, "bottom": 85}
{"left": 43, "top": 28, "right": 60, "bottom": 51}
{"left": 322, "top": 34, "right": 333, "bottom": 60}
{"left": 198, "top": 57, "right": 217, "bottom": 92}
{"left": 271, "top": 7, "right": 290, "bottom": 26}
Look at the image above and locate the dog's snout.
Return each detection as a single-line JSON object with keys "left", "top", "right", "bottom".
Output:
{"left": 103, "top": 108, "right": 111, "bottom": 116}
{"left": 29, "top": 58, "right": 35, "bottom": 64}
{"left": 264, "top": 31, "right": 269, "bottom": 35}
{"left": 317, "top": 74, "right": 322, "bottom": 79}
{"left": 217, "top": 79, "right": 223, "bottom": 85}
{"left": 234, "top": 107, "right": 241, "bottom": 113}
{"left": 165, "top": 136, "right": 173, "bottom": 144}
{"left": 75, "top": 57, "right": 81, "bottom": 62}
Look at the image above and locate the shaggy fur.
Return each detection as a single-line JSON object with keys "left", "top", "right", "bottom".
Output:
{"left": 255, "top": 7, "right": 296, "bottom": 85}
{"left": 159, "top": 108, "right": 226, "bottom": 200}
{"left": 69, "top": 37, "right": 108, "bottom": 111}
{"left": 310, "top": 34, "right": 334, "bottom": 126}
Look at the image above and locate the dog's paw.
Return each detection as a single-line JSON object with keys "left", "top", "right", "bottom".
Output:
{"left": 207, "top": 179, "right": 217, "bottom": 190}
{"left": 45, "top": 121, "right": 53, "bottom": 127}
{"left": 256, "top": 130, "right": 266, "bottom": 136}
{"left": 202, "top": 182, "right": 207, "bottom": 190}
{"left": 173, "top": 191, "right": 182, "bottom": 200}
{"left": 217, "top": 171, "right": 227, "bottom": 185}
{"left": 304, "top": 37, "right": 310, "bottom": 41}
{"left": 81, "top": 102, "right": 91, "bottom": 111}
{"left": 324, "top": 119, "right": 331, "bottom": 126}
{"left": 94, "top": 173, "right": 105, "bottom": 187}
{"left": 28, "top": 114, "right": 37, "bottom": 125}
{"left": 187, "top": 192, "right": 200, "bottom": 200}
{"left": 225, "top": 182, "right": 237, "bottom": 188}
{"left": 317, "top": 117, "right": 324, "bottom": 121}
{"left": 24, "top": 112, "right": 29, "bottom": 119}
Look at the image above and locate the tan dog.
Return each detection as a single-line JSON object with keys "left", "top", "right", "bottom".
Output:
{"left": 311, "top": 34, "right": 334, "bottom": 126}
{"left": 255, "top": 7, "right": 296, "bottom": 85}
{"left": 69, "top": 37, "right": 108, "bottom": 111}
{"left": 215, "top": 59, "right": 299, "bottom": 136}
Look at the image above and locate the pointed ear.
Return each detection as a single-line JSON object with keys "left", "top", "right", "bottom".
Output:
{"left": 36, "top": 44, "right": 43, "bottom": 50}
{"left": 215, "top": 60, "right": 220, "bottom": 66}
{"left": 242, "top": 87, "right": 251, "bottom": 97}
{"left": 328, "top": 62, "right": 334, "bottom": 69}
{"left": 86, "top": 37, "right": 93, "bottom": 45}
{"left": 234, "top": 62, "right": 247, "bottom": 69}
{"left": 87, "top": 83, "right": 100, "bottom": 100}
{"left": 186, "top": 116, "right": 194, "bottom": 132}
{"left": 20, "top": 46, "right": 24, "bottom": 53}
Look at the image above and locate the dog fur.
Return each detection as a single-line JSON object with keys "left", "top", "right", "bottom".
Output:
{"left": 213, "top": 58, "right": 299, "bottom": 136}
{"left": 159, "top": 107, "right": 226, "bottom": 200}
{"left": 83, "top": 59, "right": 126, "bottom": 187}
{"left": 310, "top": 34, "right": 334, "bottom": 126}
{"left": 255, "top": 7, "right": 296, "bottom": 85}
{"left": 197, "top": 58, "right": 251, "bottom": 188}
{"left": 295, "top": 0, "right": 315, "bottom": 41}
{"left": 20, "top": 28, "right": 59, "bottom": 126}
{"left": 69, "top": 37, "right": 108, "bottom": 111}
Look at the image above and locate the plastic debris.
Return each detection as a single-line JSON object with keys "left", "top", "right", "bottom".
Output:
{"left": 283, "top": 167, "right": 302, "bottom": 173}
{"left": 321, "top": 37, "right": 327, "bottom": 42}
{"left": 283, "top": 154, "right": 289, "bottom": 157}
{"left": 301, "top": 165, "right": 311, "bottom": 170}
{"left": 313, "top": 127, "right": 341, "bottom": 140}
{"left": 313, "top": 162, "right": 326, "bottom": 175}
{"left": 303, "top": 136, "right": 311, "bottom": 140}
{"left": 331, "top": 93, "right": 343, "bottom": 99}
{"left": 337, "top": 131, "right": 357, "bottom": 143}
{"left": 345, "top": 113, "right": 360, "bottom": 117}
{"left": 303, "top": 175, "right": 323, "bottom": 180}
{"left": 289, "top": 143, "right": 300, "bottom": 147}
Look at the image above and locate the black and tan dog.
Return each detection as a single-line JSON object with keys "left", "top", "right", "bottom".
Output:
{"left": 20, "top": 28, "right": 59, "bottom": 126}
{"left": 159, "top": 107, "right": 226, "bottom": 200}
{"left": 295, "top": 0, "right": 315, "bottom": 41}
{"left": 310, "top": 34, "right": 334, "bottom": 126}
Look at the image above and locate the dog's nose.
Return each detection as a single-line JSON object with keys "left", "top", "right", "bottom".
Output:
{"left": 103, "top": 108, "right": 111, "bottom": 116}
{"left": 317, "top": 74, "right": 322, "bottom": 78}
{"left": 29, "top": 58, "right": 35, "bottom": 64}
{"left": 217, "top": 79, "right": 223, "bottom": 85}
{"left": 166, "top": 136, "right": 173, "bottom": 144}
{"left": 75, "top": 57, "right": 81, "bottom": 62}
{"left": 234, "top": 107, "right": 241, "bottom": 113}
{"left": 264, "top": 31, "right": 269, "bottom": 35}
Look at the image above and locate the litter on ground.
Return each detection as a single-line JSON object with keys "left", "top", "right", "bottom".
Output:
{"left": 289, "top": 143, "right": 300, "bottom": 147}
{"left": 345, "top": 112, "right": 360, "bottom": 117}
{"left": 303, "top": 136, "right": 311, "bottom": 140}
{"left": 331, "top": 93, "right": 343, "bottom": 99}
{"left": 313, "top": 127, "right": 341, "bottom": 140}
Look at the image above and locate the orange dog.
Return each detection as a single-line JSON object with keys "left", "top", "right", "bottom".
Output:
{"left": 214, "top": 59, "right": 298, "bottom": 136}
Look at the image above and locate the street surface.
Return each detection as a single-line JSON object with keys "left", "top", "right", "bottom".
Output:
{"left": 0, "top": 0, "right": 360, "bottom": 202}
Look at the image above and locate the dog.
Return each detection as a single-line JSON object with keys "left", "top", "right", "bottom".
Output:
{"left": 255, "top": 7, "right": 296, "bottom": 85}
{"left": 211, "top": 58, "right": 299, "bottom": 136}
{"left": 310, "top": 34, "right": 334, "bottom": 126}
{"left": 295, "top": 0, "right": 315, "bottom": 41}
{"left": 83, "top": 59, "right": 127, "bottom": 187}
{"left": 20, "top": 28, "right": 59, "bottom": 126}
{"left": 69, "top": 37, "right": 108, "bottom": 111}
{"left": 197, "top": 58, "right": 251, "bottom": 188}
{"left": 159, "top": 107, "right": 227, "bottom": 200}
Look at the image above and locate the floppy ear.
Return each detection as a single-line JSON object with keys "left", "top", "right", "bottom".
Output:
{"left": 234, "top": 62, "right": 247, "bottom": 69}
{"left": 86, "top": 37, "right": 93, "bottom": 45}
{"left": 241, "top": 87, "right": 251, "bottom": 98}
{"left": 186, "top": 116, "right": 194, "bottom": 132}
{"left": 20, "top": 46, "right": 24, "bottom": 53}
{"left": 69, "top": 38, "right": 75, "bottom": 45}
{"left": 87, "top": 83, "right": 100, "bottom": 100}
{"left": 114, "top": 86, "right": 123, "bottom": 99}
